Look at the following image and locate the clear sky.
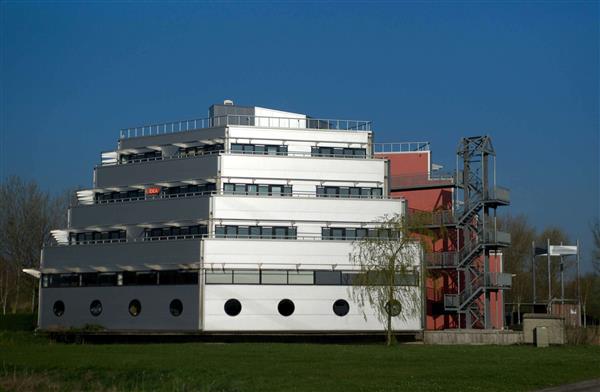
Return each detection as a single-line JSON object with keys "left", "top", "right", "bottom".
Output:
{"left": 1, "top": 2, "right": 598, "bottom": 269}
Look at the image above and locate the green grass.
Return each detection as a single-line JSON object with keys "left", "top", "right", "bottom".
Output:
{"left": 0, "top": 321, "right": 599, "bottom": 391}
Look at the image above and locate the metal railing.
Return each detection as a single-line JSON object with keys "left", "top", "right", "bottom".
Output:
{"left": 75, "top": 189, "right": 392, "bottom": 207}
{"left": 408, "top": 208, "right": 456, "bottom": 227}
{"left": 120, "top": 115, "right": 372, "bottom": 139}
{"left": 100, "top": 148, "right": 378, "bottom": 167}
{"left": 389, "top": 171, "right": 455, "bottom": 190}
{"left": 484, "top": 272, "right": 512, "bottom": 289}
{"left": 373, "top": 142, "right": 430, "bottom": 153}
{"left": 489, "top": 186, "right": 511, "bottom": 204}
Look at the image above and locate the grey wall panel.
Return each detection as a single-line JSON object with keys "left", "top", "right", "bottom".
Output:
{"left": 39, "top": 285, "right": 199, "bottom": 331}
{"left": 94, "top": 154, "right": 219, "bottom": 188}
{"left": 118, "top": 127, "right": 226, "bottom": 150}
{"left": 42, "top": 239, "right": 201, "bottom": 270}
{"left": 69, "top": 196, "right": 210, "bottom": 228}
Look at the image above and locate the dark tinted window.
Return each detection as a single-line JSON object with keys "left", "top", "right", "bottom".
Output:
{"left": 224, "top": 299, "right": 242, "bottom": 316}
{"left": 129, "top": 299, "right": 142, "bottom": 317}
{"left": 53, "top": 300, "right": 65, "bottom": 317}
{"left": 90, "top": 300, "right": 102, "bottom": 317}
{"left": 277, "top": 299, "right": 295, "bottom": 317}
{"left": 170, "top": 299, "right": 183, "bottom": 317}
{"left": 315, "top": 271, "right": 341, "bottom": 285}
{"left": 333, "top": 299, "right": 350, "bottom": 316}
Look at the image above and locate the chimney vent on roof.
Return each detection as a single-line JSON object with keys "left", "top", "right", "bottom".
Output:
{"left": 223, "top": 99, "right": 234, "bottom": 106}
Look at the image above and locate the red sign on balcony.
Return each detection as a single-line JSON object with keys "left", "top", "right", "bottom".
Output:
{"left": 145, "top": 186, "right": 161, "bottom": 195}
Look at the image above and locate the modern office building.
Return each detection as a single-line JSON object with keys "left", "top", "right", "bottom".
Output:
{"left": 36, "top": 101, "right": 423, "bottom": 333}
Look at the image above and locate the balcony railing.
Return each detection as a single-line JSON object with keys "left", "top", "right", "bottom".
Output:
{"left": 389, "top": 171, "right": 455, "bottom": 191}
{"left": 373, "top": 142, "right": 430, "bottom": 153}
{"left": 120, "top": 115, "right": 372, "bottom": 139}
{"left": 489, "top": 186, "right": 511, "bottom": 204}
{"left": 485, "top": 272, "right": 512, "bottom": 289}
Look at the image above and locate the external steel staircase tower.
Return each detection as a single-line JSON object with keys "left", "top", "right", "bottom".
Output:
{"left": 446, "top": 136, "right": 511, "bottom": 329}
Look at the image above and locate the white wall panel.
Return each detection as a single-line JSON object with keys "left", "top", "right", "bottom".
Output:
{"left": 212, "top": 195, "right": 403, "bottom": 223}
{"left": 203, "top": 285, "right": 421, "bottom": 332}
{"left": 220, "top": 155, "right": 384, "bottom": 183}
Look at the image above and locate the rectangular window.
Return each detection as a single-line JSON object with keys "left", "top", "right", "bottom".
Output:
{"left": 325, "top": 187, "right": 338, "bottom": 197}
{"left": 288, "top": 270, "right": 314, "bottom": 285}
{"left": 331, "top": 228, "right": 344, "bottom": 240}
{"left": 271, "top": 185, "right": 282, "bottom": 196}
{"left": 215, "top": 226, "right": 225, "bottom": 238}
{"left": 243, "top": 144, "right": 254, "bottom": 154}
{"left": 316, "top": 186, "right": 325, "bottom": 197}
{"left": 258, "top": 185, "right": 269, "bottom": 196}
{"left": 372, "top": 188, "right": 383, "bottom": 198}
{"left": 231, "top": 144, "right": 243, "bottom": 153}
{"left": 250, "top": 226, "right": 261, "bottom": 238}
{"left": 322, "top": 228, "right": 331, "bottom": 240}
{"left": 234, "top": 184, "right": 246, "bottom": 195}
{"left": 254, "top": 145, "right": 265, "bottom": 155}
{"left": 266, "top": 145, "right": 278, "bottom": 155}
{"left": 350, "top": 187, "right": 360, "bottom": 198}
{"left": 261, "top": 270, "right": 287, "bottom": 284}
{"left": 274, "top": 227, "right": 286, "bottom": 239}
{"left": 226, "top": 226, "right": 238, "bottom": 238}
{"left": 283, "top": 186, "right": 292, "bottom": 196}
{"left": 98, "top": 273, "right": 118, "bottom": 286}
{"left": 237, "top": 226, "right": 249, "bottom": 238}
{"left": 261, "top": 227, "right": 273, "bottom": 239}
{"left": 136, "top": 271, "right": 158, "bottom": 285}
{"left": 205, "top": 270, "right": 233, "bottom": 284}
{"left": 247, "top": 184, "right": 258, "bottom": 195}
{"left": 287, "top": 227, "right": 297, "bottom": 239}
{"left": 233, "top": 270, "right": 260, "bottom": 284}
{"left": 223, "top": 183, "right": 235, "bottom": 194}
{"left": 315, "top": 271, "right": 342, "bottom": 285}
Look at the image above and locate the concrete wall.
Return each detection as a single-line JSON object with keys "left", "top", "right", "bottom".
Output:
{"left": 523, "top": 313, "right": 565, "bottom": 345}
{"left": 42, "top": 239, "right": 201, "bottom": 271}
{"left": 69, "top": 196, "right": 210, "bottom": 228}
{"left": 424, "top": 330, "right": 523, "bottom": 345}
{"left": 39, "top": 285, "right": 199, "bottom": 331}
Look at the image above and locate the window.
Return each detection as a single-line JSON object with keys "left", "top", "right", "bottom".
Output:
{"left": 205, "top": 270, "right": 233, "bottom": 284}
{"left": 385, "top": 300, "right": 402, "bottom": 317}
{"left": 170, "top": 299, "right": 183, "bottom": 317}
{"left": 224, "top": 299, "right": 242, "bottom": 316}
{"left": 90, "top": 300, "right": 103, "bottom": 317}
{"left": 316, "top": 186, "right": 382, "bottom": 198}
{"left": 98, "top": 273, "right": 118, "bottom": 286}
{"left": 233, "top": 270, "right": 260, "bottom": 284}
{"left": 223, "top": 183, "right": 292, "bottom": 197}
{"left": 287, "top": 271, "right": 314, "bottom": 285}
{"left": 215, "top": 226, "right": 297, "bottom": 239}
{"left": 53, "top": 300, "right": 65, "bottom": 317}
{"left": 261, "top": 270, "right": 287, "bottom": 284}
{"left": 333, "top": 299, "right": 350, "bottom": 316}
{"left": 128, "top": 299, "right": 142, "bottom": 317}
{"left": 315, "top": 271, "right": 341, "bottom": 285}
{"left": 312, "top": 146, "right": 366, "bottom": 158}
{"left": 231, "top": 143, "right": 288, "bottom": 156}
{"left": 278, "top": 299, "right": 295, "bottom": 317}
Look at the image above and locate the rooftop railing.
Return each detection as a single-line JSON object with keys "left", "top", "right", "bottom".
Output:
{"left": 389, "top": 171, "right": 456, "bottom": 190}
{"left": 373, "top": 142, "right": 430, "bottom": 153}
{"left": 119, "top": 115, "right": 372, "bottom": 139}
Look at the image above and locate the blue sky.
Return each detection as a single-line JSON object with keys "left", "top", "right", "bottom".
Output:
{"left": 1, "top": 2, "right": 598, "bottom": 269}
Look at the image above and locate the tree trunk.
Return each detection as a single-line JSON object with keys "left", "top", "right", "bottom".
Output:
{"left": 31, "top": 278, "right": 36, "bottom": 313}
{"left": 13, "top": 272, "right": 20, "bottom": 314}
{"left": 387, "top": 265, "right": 394, "bottom": 346}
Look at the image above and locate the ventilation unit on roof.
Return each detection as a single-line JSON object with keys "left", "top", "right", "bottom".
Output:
{"left": 223, "top": 99, "right": 234, "bottom": 106}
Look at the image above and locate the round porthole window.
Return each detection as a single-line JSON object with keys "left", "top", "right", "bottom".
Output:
{"left": 89, "top": 300, "right": 103, "bottom": 317}
{"left": 385, "top": 299, "right": 402, "bottom": 317}
{"left": 53, "top": 300, "right": 65, "bottom": 317}
{"left": 128, "top": 299, "right": 142, "bottom": 317}
{"left": 170, "top": 299, "right": 183, "bottom": 317}
{"left": 224, "top": 299, "right": 242, "bottom": 316}
{"left": 278, "top": 299, "right": 295, "bottom": 317}
{"left": 333, "top": 299, "right": 350, "bottom": 317}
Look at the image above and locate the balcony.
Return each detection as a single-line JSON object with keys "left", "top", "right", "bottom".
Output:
{"left": 120, "top": 115, "right": 372, "bottom": 139}
{"left": 69, "top": 196, "right": 210, "bottom": 228}
{"left": 389, "top": 171, "right": 455, "bottom": 191}
{"left": 488, "top": 186, "right": 511, "bottom": 205}
{"left": 485, "top": 272, "right": 512, "bottom": 289}
{"left": 41, "top": 238, "right": 202, "bottom": 272}
{"left": 94, "top": 153, "right": 219, "bottom": 188}
{"left": 483, "top": 229, "right": 511, "bottom": 247}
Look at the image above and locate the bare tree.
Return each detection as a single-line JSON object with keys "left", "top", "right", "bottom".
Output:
{"left": 0, "top": 176, "right": 68, "bottom": 314}
{"left": 351, "top": 212, "right": 431, "bottom": 346}
{"left": 592, "top": 219, "right": 600, "bottom": 275}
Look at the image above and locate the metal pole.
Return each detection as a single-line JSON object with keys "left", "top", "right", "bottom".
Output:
{"left": 532, "top": 241, "right": 536, "bottom": 304}
{"left": 560, "top": 255, "right": 564, "bottom": 306}
{"left": 547, "top": 238, "right": 551, "bottom": 303}
{"left": 577, "top": 239, "right": 581, "bottom": 326}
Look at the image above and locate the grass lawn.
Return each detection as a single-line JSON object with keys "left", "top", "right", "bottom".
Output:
{"left": 0, "top": 317, "right": 599, "bottom": 391}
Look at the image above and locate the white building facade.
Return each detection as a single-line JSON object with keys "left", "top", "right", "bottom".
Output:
{"left": 38, "top": 102, "right": 422, "bottom": 333}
